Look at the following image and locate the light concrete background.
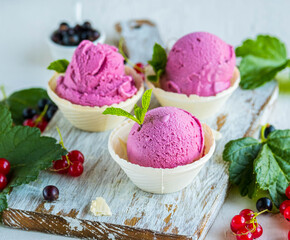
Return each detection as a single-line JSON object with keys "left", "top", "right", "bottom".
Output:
{"left": 0, "top": 0, "right": 289, "bottom": 239}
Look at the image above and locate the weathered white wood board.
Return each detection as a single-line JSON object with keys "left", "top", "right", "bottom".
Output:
{"left": 2, "top": 81, "right": 278, "bottom": 239}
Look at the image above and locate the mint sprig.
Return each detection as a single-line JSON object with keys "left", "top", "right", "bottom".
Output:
{"left": 103, "top": 89, "right": 152, "bottom": 126}
{"left": 47, "top": 59, "right": 69, "bottom": 73}
{"left": 223, "top": 126, "right": 290, "bottom": 208}
{"left": 236, "top": 35, "right": 290, "bottom": 89}
{"left": 0, "top": 105, "right": 67, "bottom": 213}
{"left": 147, "top": 43, "right": 167, "bottom": 82}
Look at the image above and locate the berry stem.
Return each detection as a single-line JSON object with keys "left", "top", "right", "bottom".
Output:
{"left": 118, "top": 37, "right": 144, "bottom": 73}
{"left": 0, "top": 85, "right": 9, "bottom": 108}
{"left": 260, "top": 123, "right": 269, "bottom": 143}
{"left": 0, "top": 85, "right": 7, "bottom": 100}
{"left": 56, "top": 127, "right": 70, "bottom": 164}
{"left": 255, "top": 209, "right": 269, "bottom": 216}
{"left": 34, "top": 104, "right": 49, "bottom": 126}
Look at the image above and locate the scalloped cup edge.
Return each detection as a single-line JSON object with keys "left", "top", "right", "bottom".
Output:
{"left": 108, "top": 119, "right": 215, "bottom": 174}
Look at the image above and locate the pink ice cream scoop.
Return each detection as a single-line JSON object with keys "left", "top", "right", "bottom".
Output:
{"left": 127, "top": 107, "right": 204, "bottom": 169}
{"left": 160, "top": 32, "right": 236, "bottom": 97}
{"left": 56, "top": 40, "right": 137, "bottom": 107}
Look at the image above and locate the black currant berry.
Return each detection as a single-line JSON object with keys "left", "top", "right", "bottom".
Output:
{"left": 22, "top": 108, "right": 37, "bottom": 119}
{"left": 38, "top": 98, "right": 52, "bottom": 112}
{"left": 68, "top": 35, "right": 79, "bottom": 45}
{"left": 264, "top": 125, "right": 275, "bottom": 138}
{"left": 43, "top": 185, "right": 59, "bottom": 201}
{"left": 83, "top": 21, "right": 92, "bottom": 29}
{"left": 256, "top": 197, "right": 273, "bottom": 212}
{"left": 59, "top": 22, "right": 69, "bottom": 32}
{"left": 45, "top": 105, "right": 58, "bottom": 121}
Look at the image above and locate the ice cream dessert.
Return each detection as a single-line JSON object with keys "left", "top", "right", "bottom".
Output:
{"left": 56, "top": 40, "right": 137, "bottom": 107}
{"left": 160, "top": 32, "right": 236, "bottom": 97}
{"left": 127, "top": 107, "right": 204, "bottom": 168}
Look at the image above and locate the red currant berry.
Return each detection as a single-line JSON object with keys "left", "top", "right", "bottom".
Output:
{"left": 284, "top": 206, "right": 290, "bottom": 221}
{"left": 236, "top": 228, "right": 253, "bottom": 240}
{"left": 134, "top": 62, "right": 144, "bottom": 74}
{"left": 239, "top": 209, "right": 255, "bottom": 222}
{"left": 68, "top": 150, "right": 84, "bottom": 163}
{"left": 231, "top": 215, "right": 246, "bottom": 233}
{"left": 23, "top": 119, "right": 35, "bottom": 127}
{"left": 246, "top": 223, "right": 263, "bottom": 239}
{"left": 0, "top": 158, "right": 10, "bottom": 175}
{"left": 0, "top": 173, "right": 7, "bottom": 190}
{"left": 288, "top": 230, "right": 290, "bottom": 240}
{"left": 280, "top": 200, "right": 290, "bottom": 215}
{"left": 36, "top": 119, "right": 48, "bottom": 133}
{"left": 68, "top": 161, "right": 83, "bottom": 177}
{"left": 53, "top": 159, "right": 69, "bottom": 174}
{"left": 286, "top": 186, "right": 290, "bottom": 199}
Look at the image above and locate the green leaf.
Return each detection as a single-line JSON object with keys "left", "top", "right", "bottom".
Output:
{"left": 239, "top": 57, "right": 289, "bottom": 89}
{"left": 0, "top": 188, "right": 10, "bottom": 214}
{"left": 0, "top": 105, "right": 67, "bottom": 213}
{"left": 103, "top": 90, "right": 152, "bottom": 126}
{"left": 103, "top": 107, "right": 140, "bottom": 125}
{"left": 47, "top": 59, "right": 69, "bottom": 73}
{"left": 223, "top": 137, "right": 262, "bottom": 198}
{"left": 0, "top": 105, "right": 12, "bottom": 134}
{"left": 0, "top": 88, "right": 49, "bottom": 125}
{"left": 236, "top": 35, "right": 289, "bottom": 89}
{"left": 134, "top": 104, "right": 144, "bottom": 124}
{"left": 141, "top": 89, "right": 152, "bottom": 112}
{"left": 147, "top": 43, "right": 167, "bottom": 82}
{"left": 223, "top": 129, "right": 290, "bottom": 208}
{"left": 147, "top": 75, "right": 158, "bottom": 82}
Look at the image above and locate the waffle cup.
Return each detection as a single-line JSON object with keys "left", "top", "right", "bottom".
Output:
{"left": 47, "top": 66, "right": 144, "bottom": 132}
{"left": 145, "top": 66, "right": 240, "bottom": 120}
{"left": 108, "top": 119, "right": 215, "bottom": 194}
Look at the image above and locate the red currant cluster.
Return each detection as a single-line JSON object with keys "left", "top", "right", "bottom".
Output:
{"left": 230, "top": 209, "right": 263, "bottom": 240}
{"left": 133, "top": 62, "right": 145, "bottom": 80}
{"left": 0, "top": 158, "right": 11, "bottom": 190}
{"left": 22, "top": 98, "right": 57, "bottom": 133}
{"left": 51, "top": 127, "right": 84, "bottom": 177}
{"left": 52, "top": 150, "right": 84, "bottom": 177}
{"left": 280, "top": 186, "right": 290, "bottom": 223}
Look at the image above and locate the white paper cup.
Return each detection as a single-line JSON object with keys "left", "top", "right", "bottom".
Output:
{"left": 108, "top": 119, "right": 215, "bottom": 194}
{"left": 47, "top": 66, "right": 144, "bottom": 132}
{"left": 145, "top": 67, "right": 240, "bottom": 120}
{"left": 47, "top": 30, "right": 106, "bottom": 60}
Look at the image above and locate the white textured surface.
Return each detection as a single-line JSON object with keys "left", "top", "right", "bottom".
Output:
{"left": 0, "top": 0, "right": 289, "bottom": 239}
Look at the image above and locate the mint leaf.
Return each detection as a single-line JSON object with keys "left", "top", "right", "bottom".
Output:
{"left": 103, "top": 107, "right": 140, "bottom": 124}
{"left": 147, "top": 75, "right": 158, "bottom": 82}
{"left": 0, "top": 105, "right": 66, "bottom": 213}
{"left": 103, "top": 90, "right": 152, "bottom": 126}
{"left": 236, "top": 35, "right": 289, "bottom": 89}
{"left": 223, "top": 129, "right": 290, "bottom": 208}
{"left": 134, "top": 104, "right": 144, "bottom": 124}
{"left": 141, "top": 89, "right": 152, "bottom": 112}
{"left": 223, "top": 138, "right": 262, "bottom": 198}
{"left": 0, "top": 88, "right": 49, "bottom": 125}
{"left": 148, "top": 43, "right": 167, "bottom": 82}
{"left": 47, "top": 59, "right": 69, "bottom": 73}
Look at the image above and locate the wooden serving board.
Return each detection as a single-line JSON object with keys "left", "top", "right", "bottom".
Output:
{"left": 2, "top": 81, "right": 278, "bottom": 239}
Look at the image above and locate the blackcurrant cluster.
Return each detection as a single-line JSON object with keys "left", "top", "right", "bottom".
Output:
{"left": 51, "top": 21, "right": 100, "bottom": 46}
{"left": 22, "top": 98, "right": 57, "bottom": 133}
